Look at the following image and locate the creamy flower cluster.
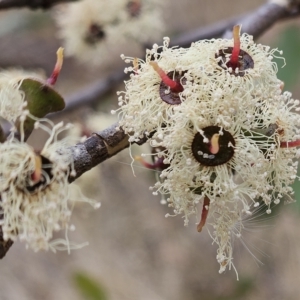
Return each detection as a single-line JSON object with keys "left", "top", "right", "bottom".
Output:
{"left": 0, "top": 115, "right": 100, "bottom": 252}
{"left": 0, "top": 68, "right": 100, "bottom": 252}
{"left": 55, "top": 0, "right": 165, "bottom": 65}
{"left": 116, "top": 33, "right": 300, "bottom": 275}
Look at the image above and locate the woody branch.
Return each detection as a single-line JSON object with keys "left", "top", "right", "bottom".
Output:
{"left": 0, "top": 0, "right": 77, "bottom": 9}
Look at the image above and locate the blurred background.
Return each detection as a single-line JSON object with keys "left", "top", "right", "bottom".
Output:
{"left": 0, "top": 0, "right": 300, "bottom": 299}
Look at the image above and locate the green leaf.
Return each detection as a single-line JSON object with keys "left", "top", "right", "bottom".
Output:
{"left": 18, "top": 78, "right": 65, "bottom": 139}
{"left": 73, "top": 272, "right": 108, "bottom": 300}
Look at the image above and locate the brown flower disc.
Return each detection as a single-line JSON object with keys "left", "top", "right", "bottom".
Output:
{"left": 191, "top": 126, "right": 235, "bottom": 167}
{"left": 159, "top": 71, "right": 186, "bottom": 105}
{"left": 216, "top": 47, "right": 254, "bottom": 77}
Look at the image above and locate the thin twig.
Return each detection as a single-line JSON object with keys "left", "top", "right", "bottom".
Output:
{"left": 0, "top": 228, "right": 13, "bottom": 259}
{"left": 170, "top": 14, "right": 246, "bottom": 48}
{"left": 50, "top": 70, "right": 127, "bottom": 118}
{"left": 223, "top": 1, "right": 298, "bottom": 39}
{"left": 69, "top": 122, "right": 150, "bottom": 182}
{"left": 0, "top": 0, "right": 78, "bottom": 9}
{"left": 69, "top": 123, "right": 129, "bottom": 182}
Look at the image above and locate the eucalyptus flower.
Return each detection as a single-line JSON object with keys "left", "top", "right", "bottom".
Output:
{"left": 114, "top": 37, "right": 201, "bottom": 142}
{"left": 189, "top": 25, "right": 284, "bottom": 100}
{"left": 55, "top": 0, "right": 118, "bottom": 65}
{"left": 55, "top": 0, "right": 165, "bottom": 65}
{"left": 116, "top": 0, "right": 165, "bottom": 43}
{"left": 0, "top": 115, "right": 100, "bottom": 252}
{"left": 119, "top": 26, "right": 300, "bottom": 276}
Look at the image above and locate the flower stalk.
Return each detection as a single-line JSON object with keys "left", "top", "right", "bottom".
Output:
{"left": 149, "top": 61, "right": 184, "bottom": 93}
{"left": 46, "top": 47, "right": 64, "bottom": 86}
{"left": 229, "top": 25, "right": 241, "bottom": 70}
{"left": 197, "top": 196, "right": 210, "bottom": 232}
{"left": 280, "top": 140, "right": 300, "bottom": 148}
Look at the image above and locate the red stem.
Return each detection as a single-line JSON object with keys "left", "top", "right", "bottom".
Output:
{"left": 229, "top": 25, "right": 241, "bottom": 70}
{"left": 197, "top": 196, "right": 210, "bottom": 232}
{"left": 31, "top": 155, "right": 42, "bottom": 184}
{"left": 46, "top": 47, "right": 64, "bottom": 86}
{"left": 150, "top": 61, "right": 183, "bottom": 93}
{"left": 136, "top": 156, "right": 165, "bottom": 170}
{"left": 280, "top": 140, "right": 300, "bottom": 148}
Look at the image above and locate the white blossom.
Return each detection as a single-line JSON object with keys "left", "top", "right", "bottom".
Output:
{"left": 116, "top": 37, "right": 206, "bottom": 142}
{"left": 117, "top": 31, "right": 300, "bottom": 276}
{"left": 55, "top": 0, "right": 165, "bottom": 65}
{"left": 189, "top": 32, "right": 284, "bottom": 100}
{"left": 0, "top": 116, "right": 100, "bottom": 252}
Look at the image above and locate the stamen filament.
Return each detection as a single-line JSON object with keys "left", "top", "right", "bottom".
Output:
{"left": 150, "top": 61, "right": 183, "bottom": 93}
{"left": 230, "top": 25, "right": 241, "bottom": 69}
{"left": 197, "top": 196, "right": 210, "bottom": 232}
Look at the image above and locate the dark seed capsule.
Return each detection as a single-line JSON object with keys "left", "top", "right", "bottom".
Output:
{"left": 191, "top": 126, "right": 235, "bottom": 167}
{"left": 26, "top": 155, "right": 53, "bottom": 193}
{"left": 216, "top": 47, "right": 254, "bottom": 77}
{"left": 159, "top": 71, "right": 186, "bottom": 105}
{"left": 85, "top": 24, "right": 105, "bottom": 45}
